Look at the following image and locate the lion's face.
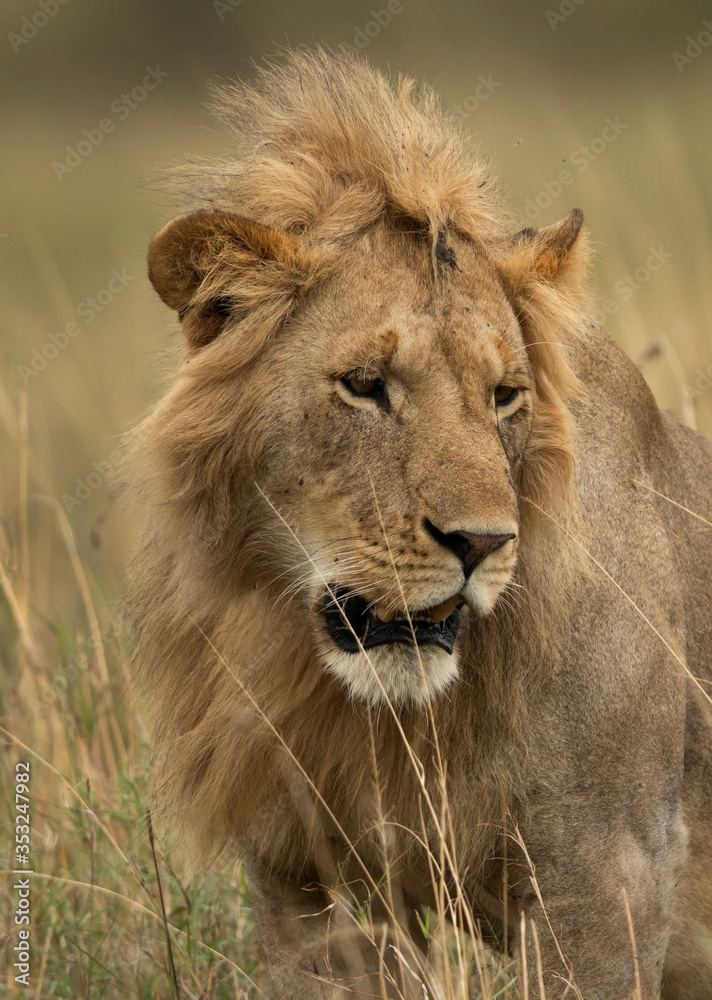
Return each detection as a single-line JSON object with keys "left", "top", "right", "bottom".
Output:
{"left": 147, "top": 207, "right": 582, "bottom": 709}
{"left": 254, "top": 233, "right": 530, "bottom": 706}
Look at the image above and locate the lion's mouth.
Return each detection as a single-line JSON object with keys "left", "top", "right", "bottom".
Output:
{"left": 323, "top": 586, "right": 464, "bottom": 654}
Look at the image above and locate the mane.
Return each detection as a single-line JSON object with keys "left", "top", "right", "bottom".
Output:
{"left": 129, "top": 47, "right": 591, "bottom": 873}
{"left": 164, "top": 46, "right": 504, "bottom": 254}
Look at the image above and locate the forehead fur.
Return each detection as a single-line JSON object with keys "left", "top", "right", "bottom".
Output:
{"left": 302, "top": 234, "right": 524, "bottom": 378}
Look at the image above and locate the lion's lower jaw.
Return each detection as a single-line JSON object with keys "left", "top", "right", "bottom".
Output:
{"left": 322, "top": 643, "right": 461, "bottom": 708}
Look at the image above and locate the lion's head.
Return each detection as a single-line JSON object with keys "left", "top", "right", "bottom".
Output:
{"left": 133, "top": 49, "right": 589, "bottom": 717}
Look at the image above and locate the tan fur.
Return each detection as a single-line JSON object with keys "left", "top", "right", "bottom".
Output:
{"left": 128, "top": 49, "right": 712, "bottom": 999}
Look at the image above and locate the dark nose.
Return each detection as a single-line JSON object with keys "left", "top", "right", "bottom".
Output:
{"left": 423, "top": 519, "right": 516, "bottom": 578}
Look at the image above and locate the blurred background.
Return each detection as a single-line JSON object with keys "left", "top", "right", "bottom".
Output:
{"left": 1, "top": 1, "right": 711, "bottom": 996}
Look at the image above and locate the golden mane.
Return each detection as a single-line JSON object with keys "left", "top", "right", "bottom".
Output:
{"left": 128, "top": 47, "right": 592, "bottom": 871}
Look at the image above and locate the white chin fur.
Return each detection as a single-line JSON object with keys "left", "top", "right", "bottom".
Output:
{"left": 323, "top": 643, "right": 461, "bottom": 708}
{"left": 461, "top": 573, "right": 509, "bottom": 614}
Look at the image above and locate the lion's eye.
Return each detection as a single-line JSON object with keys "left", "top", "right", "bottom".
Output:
{"left": 343, "top": 374, "right": 384, "bottom": 398}
{"left": 494, "top": 385, "right": 519, "bottom": 407}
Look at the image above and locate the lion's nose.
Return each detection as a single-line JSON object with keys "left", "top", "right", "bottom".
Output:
{"left": 423, "top": 520, "right": 516, "bottom": 578}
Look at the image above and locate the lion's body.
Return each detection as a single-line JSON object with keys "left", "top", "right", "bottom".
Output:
{"left": 130, "top": 49, "right": 712, "bottom": 998}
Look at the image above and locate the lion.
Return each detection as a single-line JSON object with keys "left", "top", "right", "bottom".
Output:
{"left": 128, "top": 48, "right": 712, "bottom": 999}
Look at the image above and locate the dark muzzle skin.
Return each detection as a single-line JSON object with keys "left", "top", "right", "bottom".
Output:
{"left": 323, "top": 587, "right": 463, "bottom": 654}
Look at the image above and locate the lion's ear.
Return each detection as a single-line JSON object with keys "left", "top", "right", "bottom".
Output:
{"left": 497, "top": 207, "right": 589, "bottom": 324}
{"left": 148, "top": 210, "right": 300, "bottom": 350}
{"left": 509, "top": 208, "right": 584, "bottom": 282}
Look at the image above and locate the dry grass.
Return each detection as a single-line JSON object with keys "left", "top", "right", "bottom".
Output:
{"left": 1, "top": 89, "right": 711, "bottom": 999}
